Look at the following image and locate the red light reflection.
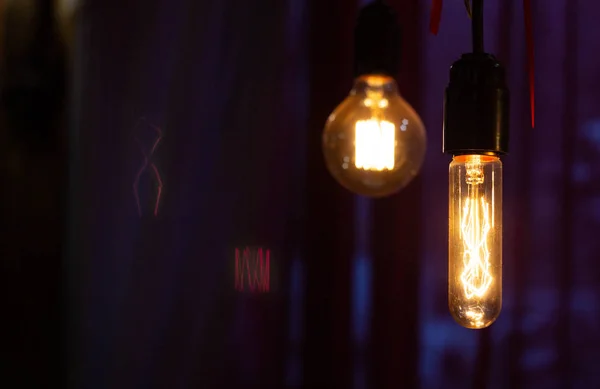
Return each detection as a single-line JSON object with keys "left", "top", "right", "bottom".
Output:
{"left": 235, "top": 247, "right": 270, "bottom": 293}
{"left": 133, "top": 118, "right": 164, "bottom": 217}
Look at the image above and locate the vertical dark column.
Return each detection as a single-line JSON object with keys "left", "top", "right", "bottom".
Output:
{"left": 0, "top": 0, "right": 67, "bottom": 387}
{"left": 304, "top": 0, "right": 357, "bottom": 387}
{"left": 472, "top": 330, "right": 491, "bottom": 389}
{"left": 66, "top": 2, "right": 85, "bottom": 388}
{"left": 281, "top": 1, "right": 310, "bottom": 387}
{"left": 369, "top": 1, "right": 422, "bottom": 388}
{"left": 558, "top": 1, "right": 577, "bottom": 387}
{"left": 221, "top": 2, "right": 291, "bottom": 386}
{"left": 499, "top": 0, "right": 529, "bottom": 388}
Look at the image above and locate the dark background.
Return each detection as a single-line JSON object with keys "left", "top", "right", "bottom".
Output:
{"left": 1, "top": 0, "right": 600, "bottom": 388}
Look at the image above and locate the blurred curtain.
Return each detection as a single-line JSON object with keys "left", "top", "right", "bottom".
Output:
{"left": 67, "top": 0, "right": 425, "bottom": 388}
{"left": 67, "top": 0, "right": 327, "bottom": 386}
{"left": 69, "top": 0, "right": 297, "bottom": 388}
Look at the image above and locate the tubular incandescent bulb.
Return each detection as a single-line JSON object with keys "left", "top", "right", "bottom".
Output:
{"left": 322, "top": 75, "right": 426, "bottom": 197}
{"left": 442, "top": 0, "right": 509, "bottom": 329}
{"left": 448, "top": 155, "right": 502, "bottom": 329}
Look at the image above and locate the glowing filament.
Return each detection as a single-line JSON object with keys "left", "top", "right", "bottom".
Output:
{"left": 460, "top": 161, "right": 493, "bottom": 300}
{"left": 354, "top": 119, "right": 395, "bottom": 171}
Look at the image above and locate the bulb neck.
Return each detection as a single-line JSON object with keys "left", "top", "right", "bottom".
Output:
{"left": 451, "top": 151, "right": 501, "bottom": 157}
{"left": 351, "top": 74, "right": 399, "bottom": 95}
{"left": 443, "top": 53, "right": 509, "bottom": 155}
{"left": 451, "top": 154, "right": 499, "bottom": 163}
{"left": 353, "top": 1, "right": 401, "bottom": 79}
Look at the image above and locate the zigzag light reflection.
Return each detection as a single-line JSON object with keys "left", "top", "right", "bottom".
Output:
{"left": 133, "top": 118, "right": 164, "bottom": 217}
{"left": 235, "top": 247, "right": 270, "bottom": 293}
{"left": 460, "top": 162, "right": 493, "bottom": 300}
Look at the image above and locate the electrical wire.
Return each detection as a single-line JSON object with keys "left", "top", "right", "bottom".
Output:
{"left": 471, "top": 0, "right": 484, "bottom": 53}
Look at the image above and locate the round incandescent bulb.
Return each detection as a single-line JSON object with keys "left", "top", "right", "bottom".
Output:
{"left": 322, "top": 75, "right": 427, "bottom": 197}
{"left": 448, "top": 154, "right": 502, "bottom": 329}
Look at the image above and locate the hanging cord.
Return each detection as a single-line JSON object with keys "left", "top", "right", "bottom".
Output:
{"left": 523, "top": 0, "right": 535, "bottom": 127}
{"left": 429, "top": 0, "right": 443, "bottom": 35}
{"left": 470, "top": 0, "right": 484, "bottom": 53}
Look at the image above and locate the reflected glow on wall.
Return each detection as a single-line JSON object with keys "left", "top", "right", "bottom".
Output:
{"left": 132, "top": 117, "right": 164, "bottom": 217}
{"left": 235, "top": 247, "right": 270, "bottom": 293}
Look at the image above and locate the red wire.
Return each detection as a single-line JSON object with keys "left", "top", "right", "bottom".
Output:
{"left": 430, "top": 0, "right": 443, "bottom": 35}
{"left": 523, "top": 0, "right": 535, "bottom": 128}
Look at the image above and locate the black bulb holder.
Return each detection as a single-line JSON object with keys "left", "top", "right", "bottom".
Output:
{"left": 443, "top": 53, "right": 510, "bottom": 155}
{"left": 354, "top": 0, "right": 401, "bottom": 78}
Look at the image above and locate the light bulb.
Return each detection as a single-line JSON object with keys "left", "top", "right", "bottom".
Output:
{"left": 448, "top": 154, "right": 502, "bottom": 329}
{"left": 443, "top": 52, "right": 509, "bottom": 329}
{"left": 322, "top": 75, "right": 426, "bottom": 197}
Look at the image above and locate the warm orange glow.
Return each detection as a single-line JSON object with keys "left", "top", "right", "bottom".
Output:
{"left": 460, "top": 196, "right": 492, "bottom": 299}
{"left": 354, "top": 84, "right": 396, "bottom": 172}
{"left": 449, "top": 154, "right": 502, "bottom": 329}
{"left": 453, "top": 154, "right": 497, "bottom": 163}
{"left": 357, "top": 74, "right": 395, "bottom": 86}
{"left": 354, "top": 119, "right": 395, "bottom": 171}
{"left": 321, "top": 72, "right": 427, "bottom": 197}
